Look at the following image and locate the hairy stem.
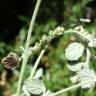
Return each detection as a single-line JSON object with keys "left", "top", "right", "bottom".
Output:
{"left": 64, "top": 28, "right": 91, "bottom": 42}
{"left": 85, "top": 48, "right": 91, "bottom": 67}
{"left": 49, "top": 80, "right": 95, "bottom": 96}
{"left": 16, "top": 0, "right": 42, "bottom": 95}
{"left": 30, "top": 49, "right": 46, "bottom": 79}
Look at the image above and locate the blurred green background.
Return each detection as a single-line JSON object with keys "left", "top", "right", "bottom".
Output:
{"left": 0, "top": 0, "right": 96, "bottom": 96}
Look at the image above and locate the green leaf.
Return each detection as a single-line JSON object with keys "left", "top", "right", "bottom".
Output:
{"left": 67, "top": 62, "right": 84, "bottom": 72}
{"left": 65, "top": 42, "right": 84, "bottom": 61}
{"left": 34, "top": 68, "right": 43, "bottom": 79}
{"left": 23, "top": 79, "right": 46, "bottom": 95}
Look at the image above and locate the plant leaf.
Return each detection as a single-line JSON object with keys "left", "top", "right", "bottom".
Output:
{"left": 23, "top": 79, "right": 46, "bottom": 95}
{"left": 65, "top": 42, "right": 84, "bottom": 61}
{"left": 67, "top": 62, "right": 84, "bottom": 72}
{"left": 71, "top": 68, "right": 96, "bottom": 89}
{"left": 34, "top": 68, "right": 43, "bottom": 79}
{"left": 78, "top": 68, "right": 96, "bottom": 89}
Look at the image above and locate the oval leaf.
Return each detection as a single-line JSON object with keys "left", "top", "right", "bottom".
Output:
{"left": 67, "top": 62, "right": 84, "bottom": 72}
{"left": 65, "top": 42, "right": 84, "bottom": 61}
{"left": 78, "top": 68, "right": 96, "bottom": 89}
{"left": 34, "top": 68, "right": 43, "bottom": 79}
{"left": 23, "top": 79, "right": 46, "bottom": 95}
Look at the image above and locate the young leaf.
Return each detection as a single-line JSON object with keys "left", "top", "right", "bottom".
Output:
{"left": 65, "top": 42, "right": 84, "bottom": 61}
{"left": 23, "top": 79, "right": 46, "bottom": 95}
{"left": 34, "top": 68, "right": 43, "bottom": 79}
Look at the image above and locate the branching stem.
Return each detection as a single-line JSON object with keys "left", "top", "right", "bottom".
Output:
{"left": 49, "top": 80, "right": 95, "bottom": 96}
{"left": 30, "top": 49, "right": 46, "bottom": 79}
{"left": 16, "top": 0, "right": 42, "bottom": 95}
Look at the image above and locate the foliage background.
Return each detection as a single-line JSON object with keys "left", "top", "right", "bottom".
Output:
{"left": 0, "top": 0, "right": 96, "bottom": 96}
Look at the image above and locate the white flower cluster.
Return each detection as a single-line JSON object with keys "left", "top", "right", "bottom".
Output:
{"left": 74, "top": 26, "right": 96, "bottom": 47}
{"left": 20, "top": 27, "right": 64, "bottom": 60}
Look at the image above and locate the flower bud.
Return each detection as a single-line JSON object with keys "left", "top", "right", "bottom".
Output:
{"left": 1, "top": 52, "right": 19, "bottom": 70}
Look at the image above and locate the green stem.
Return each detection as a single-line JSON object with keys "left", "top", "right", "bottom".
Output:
{"left": 29, "top": 48, "right": 47, "bottom": 96}
{"left": 30, "top": 49, "right": 46, "bottom": 79}
{"left": 16, "top": 0, "right": 42, "bottom": 95}
{"left": 49, "top": 80, "right": 95, "bottom": 96}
